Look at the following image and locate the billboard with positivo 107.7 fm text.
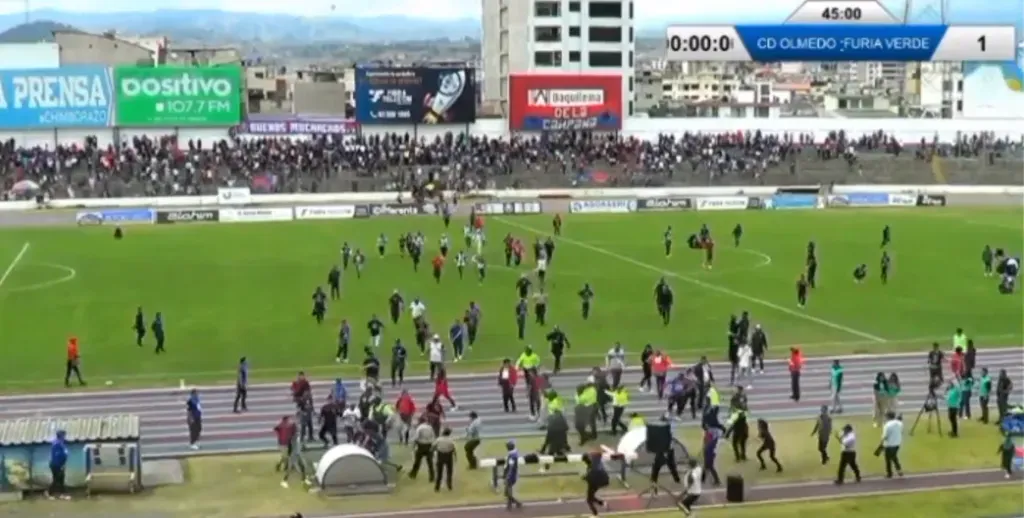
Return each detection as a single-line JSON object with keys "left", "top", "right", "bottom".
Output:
{"left": 114, "top": 66, "right": 243, "bottom": 126}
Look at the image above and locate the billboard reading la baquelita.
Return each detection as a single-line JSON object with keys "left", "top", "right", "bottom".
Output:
{"left": 508, "top": 73, "right": 623, "bottom": 131}
{"left": 0, "top": 66, "right": 114, "bottom": 128}
{"left": 114, "top": 65, "right": 243, "bottom": 126}
{"left": 354, "top": 66, "right": 476, "bottom": 124}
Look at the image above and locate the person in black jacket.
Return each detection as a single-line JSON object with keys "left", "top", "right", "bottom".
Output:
{"left": 639, "top": 344, "right": 654, "bottom": 392}
{"left": 756, "top": 419, "right": 783, "bottom": 472}
{"left": 583, "top": 451, "right": 609, "bottom": 515}
{"left": 750, "top": 325, "right": 768, "bottom": 373}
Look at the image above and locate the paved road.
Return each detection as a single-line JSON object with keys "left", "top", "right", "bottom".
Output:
{"left": 0, "top": 349, "right": 1020, "bottom": 458}
{"left": 319, "top": 469, "right": 1021, "bottom": 518}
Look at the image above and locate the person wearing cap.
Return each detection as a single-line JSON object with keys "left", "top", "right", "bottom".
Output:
{"left": 47, "top": 429, "right": 69, "bottom": 500}
{"left": 64, "top": 337, "right": 85, "bottom": 388}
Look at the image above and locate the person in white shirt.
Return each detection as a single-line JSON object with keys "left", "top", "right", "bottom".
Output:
{"left": 879, "top": 411, "right": 904, "bottom": 478}
{"left": 428, "top": 334, "right": 445, "bottom": 380}
{"left": 835, "top": 424, "right": 862, "bottom": 484}
{"left": 535, "top": 249, "right": 548, "bottom": 287}
{"left": 737, "top": 343, "right": 753, "bottom": 389}
{"left": 410, "top": 298, "right": 427, "bottom": 323}
{"left": 606, "top": 343, "right": 626, "bottom": 388}
{"left": 679, "top": 459, "right": 702, "bottom": 515}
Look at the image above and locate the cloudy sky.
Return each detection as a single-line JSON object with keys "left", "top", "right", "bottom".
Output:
{"left": 0, "top": 0, "right": 1012, "bottom": 23}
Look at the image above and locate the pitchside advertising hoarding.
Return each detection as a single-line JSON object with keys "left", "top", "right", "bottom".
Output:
{"left": 508, "top": 73, "right": 623, "bottom": 131}
{"left": 0, "top": 66, "right": 114, "bottom": 128}
{"left": 114, "top": 66, "right": 243, "bottom": 126}
{"left": 354, "top": 66, "right": 476, "bottom": 124}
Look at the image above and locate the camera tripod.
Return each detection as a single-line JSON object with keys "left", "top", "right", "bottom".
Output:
{"left": 910, "top": 391, "right": 942, "bottom": 436}
{"left": 635, "top": 450, "right": 683, "bottom": 509}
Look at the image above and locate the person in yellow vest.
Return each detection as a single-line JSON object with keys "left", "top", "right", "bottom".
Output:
{"left": 952, "top": 328, "right": 968, "bottom": 351}
{"left": 607, "top": 385, "right": 629, "bottom": 434}
{"left": 515, "top": 346, "right": 541, "bottom": 388}
{"left": 580, "top": 382, "right": 599, "bottom": 443}
{"left": 706, "top": 383, "right": 721, "bottom": 414}
{"left": 628, "top": 413, "right": 645, "bottom": 430}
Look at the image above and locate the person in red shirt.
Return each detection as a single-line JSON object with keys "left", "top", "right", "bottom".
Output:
{"left": 651, "top": 351, "right": 672, "bottom": 399}
{"left": 950, "top": 347, "right": 965, "bottom": 379}
{"left": 395, "top": 389, "right": 417, "bottom": 444}
{"left": 432, "top": 254, "right": 445, "bottom": 284}
{"left": 423, "top": 396, "right": 444, "bottom": 436}
{"left": 474, "top": 214, "right": 484, "bottom": 230}
{"left": 272, "top": 415, "right": 296, "bottom": 471}
{"left": 64, "top": 337, "right": 85, "bottom": 387}
{"left": 434, "top": 368, "right": 458, "bottom": 410}
{"left": 512, "top": 240, "right": 524, "bottom": 266}
{"left": 703, "top": 238, "right": 715, "bottom": 269}
{"left": 498, "top": 359, "right": 518, "bottom": 413}
{"left": 291, "top": 371, "right": 311, "bottom": 406}
{"left": 530, "top": 372, "right": 548, "bottom": 421}
{"left": 788, "top": 347, "right": 806, "bottom": 401}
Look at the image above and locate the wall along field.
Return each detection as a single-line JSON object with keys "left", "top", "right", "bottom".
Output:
{"left": 0, "top": 207, "right": 1019, "bottom": 390}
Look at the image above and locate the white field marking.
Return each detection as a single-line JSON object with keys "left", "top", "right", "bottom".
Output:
{"left": 4, "top": 263, "right": 77, "bottom": 293}
{"left": 0, "top": 333, "right": 1017, "bottom": 391}
{"left": 495, "top": 217, "right": 888, "bottom": 343}
{"left": 0, "top": 242, "right": 29, "bottom": 291}
{"left": 589, "top": 243, "right": 775, "bottom": 277}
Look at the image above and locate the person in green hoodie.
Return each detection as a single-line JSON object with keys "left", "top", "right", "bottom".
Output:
{"left": 829, "top": 360, "right": 844, "bottom": 414}
{"left": 886, "top": 373, "right": 902, "bottom": 413}
{"left": 946, "top": 379, "right": 963, "bottom": 437}
{"left": 979, "top": 368, "right": 993, "bottom": 424}
{"left": 997, "top": 433, "right": 1017, "bottom": 478}
{"left": 960, "top": 371, "right": 975, "bottom": 419}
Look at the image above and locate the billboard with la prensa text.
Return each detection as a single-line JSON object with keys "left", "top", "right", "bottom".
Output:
{"left": 508, "top": 73, "right": 623, "bottom": 131}
{"left": 354, "top": 66, "right": 476, "bottom": 124}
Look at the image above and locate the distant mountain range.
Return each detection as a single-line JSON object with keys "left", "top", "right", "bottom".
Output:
{"left": 0, "top": 10, "right": 665, "bottom": 44}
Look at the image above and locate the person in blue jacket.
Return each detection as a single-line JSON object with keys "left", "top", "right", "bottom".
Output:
{"left": 333, "top": 378, "right": 347, "bottom": 406}
{"left": 47, "top": 429, "right": 69, "bottom": 500}
{"left": 187, "top": 389, "right": 203, "bottom": 450}
{"left": 503, "top": 440, "right": 523, "bottom": 510}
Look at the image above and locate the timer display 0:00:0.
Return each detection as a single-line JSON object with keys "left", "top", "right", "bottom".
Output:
{"left": 667, "top": 34, "right": 733, "bottom": 53}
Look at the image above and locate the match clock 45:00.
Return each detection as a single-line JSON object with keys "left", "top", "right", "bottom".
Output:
{"left": 665, "top": 26, "right": 750, "bottom": 61}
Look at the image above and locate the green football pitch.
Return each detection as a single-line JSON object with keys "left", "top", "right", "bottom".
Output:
{"left": 0, "top": 206, "right": 1019, "bottom": 390}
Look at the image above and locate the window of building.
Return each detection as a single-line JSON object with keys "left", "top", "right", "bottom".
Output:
{"left": 534, "top": 26, "right": 562, "bottom": 43}
{"left": 568, "top": 1, "right": 581, "bottom": 12}
{"left": 589, "top": 1, "right": 622, "bottom": 18}
{"left": 588, "top": 51, "right": 622, "bottom": 67}
{"left": 534, "top": 51, "right": 563, "bottom": 67}
{"left": 628, "top": 76, "right": 633, "bottom": 92}
{"left": 628, "top": 51, "right": 633, "bottom": 67}
{"left": 755, "top": 106, "right": 770, "bottom": 118}
{"left": 534, "top": 1, "right": 560, "bottom": 17}
{"left": 629, "top": 1, "right": 634, "bottom": 18}
{"left": 629, "top": 27, "right": 633, "bottom": 42}
{"left": 628, "top": 100, "right": 633, "bottom": 116}
{"left": 569, "top": 51, "right": 581, "bottom": 62}
{"left": 588, "top": 26, "right": 621, "bottom": 43}
{"left": 500, "top": 77, "right": 508, "bottom": 98}
{"left": 569, "top": 26, "right": 580, "bottom": 37}
{"left": 956, "top": 99, "right": 963, "bottom": 112}
{"left": 759, "top": 84, "right": 770, "bottom": 96}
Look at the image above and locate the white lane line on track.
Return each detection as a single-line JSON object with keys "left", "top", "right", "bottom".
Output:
{"left": 494, "top": 217, "right": 888, "bottom": 343}
{"left": 0, "top": 241, "right": 29, "bottom": 291}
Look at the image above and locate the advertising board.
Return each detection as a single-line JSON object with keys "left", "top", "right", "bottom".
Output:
{"left": 472, "top": 202, "right": 543, "bottom": 215}
{"left": 294, "top": 205, "right": 356, "bottom": 220}
{"left": 239, "top": 115, "right": 358, "bottom": 135}
{"left": 218, "top": 187, "right": 252, "bottom": 205}
{"left": 155, "top": 209, "right": 219, "bottom": 224}
{"left": 767, "top": 195, "right": 820, "bottom": 209}
{"left": 696, "top": 196, "right": 748, "bottom": 211}
{"left": 114, "top": 66, "right": 242, "bottom": 126}
{"left": 368, "top": 203, "right": 421, "bottom": 216}
{"left": 889, "top": 194, "right": 916, "bottom": 206}
{"left": 569, "top": 199, "right": 636, "bottom": 214}
{"left": 0, "top": 66, "right": 113, "bottom": 128}
{"left": 828, "top": 193, "right": 890, "bottom": 207}
{"left": 508, "top": 74, "right": 623, "bottom": 131}
{"left": 636, "top": 198, "right": 693, "bottom": 211}
{"left": 74, "top": 208, "right": 154, "bottom": 225}
{"left": 219, "top": 207, "right": 293, "bottom": 223}
{"left": 354, "top": 67, "right": 476, "bottom": 124}
{"left": 916, "top": 194, "right": 948, "bottom": 207}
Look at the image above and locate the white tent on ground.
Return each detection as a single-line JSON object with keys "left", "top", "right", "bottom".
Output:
{"left": 616, "top": 426, "right": 691, "bottom": 470}
{"left": 315, "top": 444, "right": 393, "bottom": 496}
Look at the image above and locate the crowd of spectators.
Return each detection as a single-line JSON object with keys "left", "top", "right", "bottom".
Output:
{"left": 0, "top": 130, "right": 1019, "bottom": 200}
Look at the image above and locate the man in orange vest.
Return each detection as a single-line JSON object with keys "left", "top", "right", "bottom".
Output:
{"left": 651, "top": 350, "right": 672, "bottom": 400}
{"left": 788, "top": 347, "right": 805, "bottom": 401}
{"left": 64, "top": 337, "right": 85, "bottom": 388}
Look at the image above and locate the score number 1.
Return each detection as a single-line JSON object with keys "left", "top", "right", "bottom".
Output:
{"left": 932, "top": 26, "right": 1015, "bottom": 61}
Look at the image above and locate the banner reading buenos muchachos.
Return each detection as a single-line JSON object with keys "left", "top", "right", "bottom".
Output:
{"left": 114, "top": 65, "right": 243, "bottom": 126}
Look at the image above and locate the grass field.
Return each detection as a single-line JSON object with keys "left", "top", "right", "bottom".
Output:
{"left": 0, "top": 206, "right": 1020, "bottom": 388}
{"left": 12, "top": 416, "right": 1012, "bottom": 517}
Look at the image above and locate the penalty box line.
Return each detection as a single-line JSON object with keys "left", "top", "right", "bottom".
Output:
{"left": 493, "top": 217, "right": 887, "bottom": 344}
{"left": 0, "top": 242, "right": 30, "bottom": 291}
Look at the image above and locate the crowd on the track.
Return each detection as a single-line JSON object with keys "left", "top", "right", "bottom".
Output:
{"left": 0, "top": 130, "right": 1019, "bottom": 201}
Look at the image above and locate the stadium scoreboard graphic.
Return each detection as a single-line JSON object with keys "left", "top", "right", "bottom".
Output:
{"left": 665, "top": 0, "right": 1017, "bottom": 62}
{"left": 508, "top": 74, "right": 623, "bottom": 131}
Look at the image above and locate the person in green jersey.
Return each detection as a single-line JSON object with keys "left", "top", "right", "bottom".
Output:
{"left": 946, "top": 380, "right": 963, "bottom": 437}
{"left": 960, "top": 371, "right": 975, "bottom": 419}
{"left": 998, "top": 433, "right": 1016, "bottom": 478}
{"left": 979, "top": 367, "right": 993, "bottom": 423}
{"left": 829, "top": 360, "right": 844, "bottom": 414}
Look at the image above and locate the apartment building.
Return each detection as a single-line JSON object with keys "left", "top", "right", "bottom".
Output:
{"left": 482, "top": 0, "right": 636, "bottom": 117}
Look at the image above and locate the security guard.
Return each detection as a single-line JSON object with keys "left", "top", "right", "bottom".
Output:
{"left": 515, "top": 346, "right": 541, "bottom": 389}
{"left": 628, "top": 413, "right": 646, "bottom": 430}
{"left": 705, "top": 383, "right": 721, "bottom": 415}
{"left": 579, "top": 382, "right": 599, "bottom": 442}
{"left": 607, "top": 385, "right": 629, "bottom": 434}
